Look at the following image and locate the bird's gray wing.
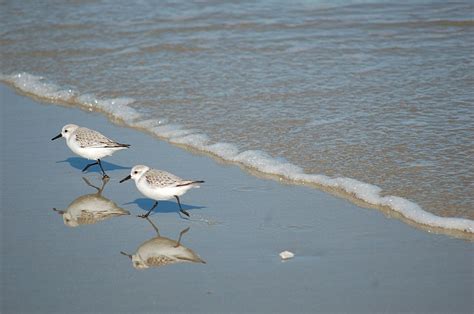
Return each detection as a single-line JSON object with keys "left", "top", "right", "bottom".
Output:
{"left": 145, "top": 169, "right": 184, "bottom": 188}
{"left": 76, "top": 128, "right": 129, "bottom": 148}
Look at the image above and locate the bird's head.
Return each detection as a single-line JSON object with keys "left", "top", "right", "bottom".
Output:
{"left": 119, "top": 165, "right": 150, "bottom": 183}
{"left": 62, "top": 212, "right": 79, "bottom": 227}
{"left": 52, "top": 124, "right": 79, "bottom": 141}
{"left": 120, "top": 251, "right": 149, "bottom": 269}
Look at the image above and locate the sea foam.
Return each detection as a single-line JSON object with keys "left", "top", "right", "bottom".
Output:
{"left": 0, "top": 72, "right": 76, "bottom": 101}
{"left": 2, "top": 72, "right": 473, "bottom": 234}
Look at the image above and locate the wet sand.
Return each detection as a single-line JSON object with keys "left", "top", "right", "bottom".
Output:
{"left": 1, "top": 84, "right": 473, "bottom": 313}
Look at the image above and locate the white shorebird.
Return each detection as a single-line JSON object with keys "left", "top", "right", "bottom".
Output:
{"left": 52, "top": 124, "right": 130, "bottom": 177}
{"left": 120, "top": 218, "right": 205, "bottom": 269}
{"left": 119, "top": 165, "right": 204, "bottom": 218}
{"left": 53, "top": 177, "right": 130, "bottom": 227}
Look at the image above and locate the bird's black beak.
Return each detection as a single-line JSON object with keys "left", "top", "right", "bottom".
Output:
{"left": 120, "top": 251, "right": 132, "bottom": 259}
{"left": 119, "top": 175, "right": 131, "bottom": 183}
{"left": 51, "top": 133, "right": 62, "bottom": 141}
{"left": 52, "top": 208, "right": 65, "bottom": 215}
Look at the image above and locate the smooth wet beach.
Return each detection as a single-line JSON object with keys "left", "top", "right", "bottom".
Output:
{"left": 1, "top": 85, "right": 473, "bottom": 313}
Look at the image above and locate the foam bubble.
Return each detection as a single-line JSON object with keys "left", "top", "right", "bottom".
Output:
{"left": 232, "top": 150, "right": 303, "bottom": 177}
{"left": 153, "top": 125, "right": 195, "bottom": 139}
{"left": 334, "top": 177, "right": 383, "bottom": 205}
{"left": 77, "top": 94, "right": 140, "bottom": 122}
{"left": 204, "top": 143, "right": 240, "bottom": 159}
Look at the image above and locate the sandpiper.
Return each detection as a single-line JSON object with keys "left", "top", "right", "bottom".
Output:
{"left": 120, "top": 164, "right": 204, "bottom": 218}
{"left": 120, "top": 218, "right": 205, "bottom": 269}
{"left": 52, "top": 124, "right": 130, "bottom": 177}
{"left": 53, "top": 177, "right": 130, "bottom": 227}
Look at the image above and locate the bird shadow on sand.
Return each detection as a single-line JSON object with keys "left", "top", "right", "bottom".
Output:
{"left": 125, "top": 198, "right": 206, "bottom": 216}
{"left": 57, "top": 157, "right": 130, "bottom": 173}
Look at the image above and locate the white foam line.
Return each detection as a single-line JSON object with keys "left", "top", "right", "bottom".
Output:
{"left": 2, "top": 72, "right": 473, "bottom": 234}
{"left": 77, "top": 94, "right": 140, "bottom": 121}
{"left": 0, "top": 72, "right": 77, "bottom": 101}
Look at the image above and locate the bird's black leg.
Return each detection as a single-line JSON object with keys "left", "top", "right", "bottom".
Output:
{"left": 138, "top": 201, "right": 158, "bottom": 218}
{"left": 97, "top": 159, "right": 109, "bottom": 178}
{"left": 174, "top": 195, "right": 190, "bottom": 218}
{"left": 82, "top": 161, "right": 98, "bottom": 172}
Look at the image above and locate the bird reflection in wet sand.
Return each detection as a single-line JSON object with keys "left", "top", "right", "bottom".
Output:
{"left": 53, "top": 177, "right": 130, "bottom": 227}
{"left": 121, "top": 217, "right": 206, "bottom": 269}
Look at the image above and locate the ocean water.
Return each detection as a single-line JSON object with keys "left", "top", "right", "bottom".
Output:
{"left": 1, "top": 0, "right": 473, "bottom": 232}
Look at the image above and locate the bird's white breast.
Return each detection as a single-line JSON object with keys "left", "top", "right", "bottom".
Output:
{"left": 135, "top": 177, "right": 183, "bottom": 200}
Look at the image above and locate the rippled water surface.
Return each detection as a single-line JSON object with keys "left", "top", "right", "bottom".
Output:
{"left": 1, "top": 0, "right": 473, "bottom": 219}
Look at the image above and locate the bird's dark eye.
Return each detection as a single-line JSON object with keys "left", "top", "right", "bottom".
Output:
{"left": 134, "top": 171, "right": 138, "bottom": 174}
{"left": 64, "top": 130, "right": 68, "bottom": 133}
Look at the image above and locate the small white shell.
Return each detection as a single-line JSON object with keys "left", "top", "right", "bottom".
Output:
{"left": 279, "top": 250, "right": 295, "bottom": 260}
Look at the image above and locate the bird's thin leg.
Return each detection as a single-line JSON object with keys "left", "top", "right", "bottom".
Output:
{"left": 99, "top": 175, "right": 109, "bottom": 191}
{"left": 97, "top": 159, "right": 109, "bottom": 178}
{"left": 175, "top": 227, "right": 190, "bottom": 247}
{"left": 82, "top": 177, "right": 101, "bottom": 192}
{"left": 145, "top": 217, "right": 160, "bottom": 236}
{"left": 82, "top": 161, "right": 98, "bottom": 172}
{"left": 174, "top": 195, "right": 190, "bottom": 217}
{"left": 138, "top": 201, "right": 158, "bottom": 218}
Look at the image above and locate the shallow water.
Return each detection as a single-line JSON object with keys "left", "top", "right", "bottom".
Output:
{"left": 1, "top": 0, "right": 473, "bottom": 221}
